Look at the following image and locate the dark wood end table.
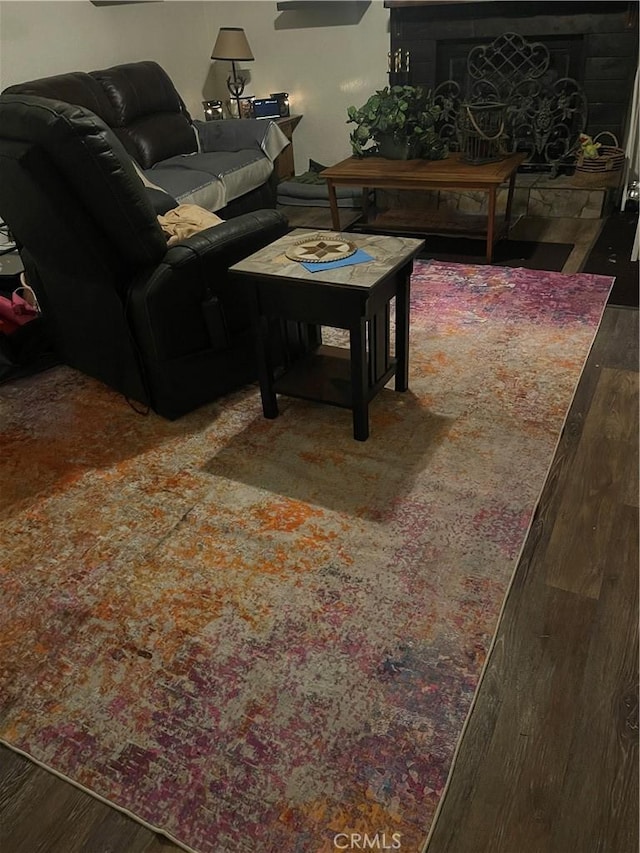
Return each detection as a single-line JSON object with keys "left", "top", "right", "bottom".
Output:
{"left": 229, "top": 230, "right": 424, "bottom": 441}
{"left": 273, "top": 114, "right": 302, "bottom": 182}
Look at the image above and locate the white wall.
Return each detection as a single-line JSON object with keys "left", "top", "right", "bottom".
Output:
{"left": 0, "top": 0, "right": 390, "bottom": 171}
{"left": 202, "top": 1, "right": 390, "bottom": 170}
{"left": 0, "top": 1, "right": 213, "bottom": 112}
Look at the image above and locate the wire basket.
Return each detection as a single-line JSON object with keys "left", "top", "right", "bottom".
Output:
{"left": 457, "top": 102, "right": 507, "bottom": 165}
{"left": 576, "top": 132, "right": 625, "bottom": 173}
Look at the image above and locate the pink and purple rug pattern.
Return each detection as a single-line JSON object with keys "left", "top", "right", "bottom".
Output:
{"left": 0, "top": 261, "right": 612, "bottom": 852}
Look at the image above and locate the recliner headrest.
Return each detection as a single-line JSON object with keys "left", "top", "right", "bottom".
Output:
{"left": 3, "top": 71, "right": 116, "bottom": 126}
{"left": 0, "top": 93, "right": 168, "bottom": 269}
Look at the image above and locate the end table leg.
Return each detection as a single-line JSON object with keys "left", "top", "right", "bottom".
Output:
{"left": 350, "top": 317, "right": 369, "bottom": 441}
{"left": 251, "top": 304, "right": 279, "bottom": 420}
{"left": 327, "top": 180, "right": 341, "bottom": 231}
{"left": 395, "top": 267, "right": 411, "bottom": 392}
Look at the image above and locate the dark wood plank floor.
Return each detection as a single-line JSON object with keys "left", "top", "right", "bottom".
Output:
{"left": 426, "top": 305, "right": 639, "bottom": 853}
{"left": 1, "top": 305, "right": 637, "bottom": 853}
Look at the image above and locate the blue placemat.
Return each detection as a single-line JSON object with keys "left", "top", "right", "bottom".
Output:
{"left": 301, "top": 249, "right": 373, "bottom": 273}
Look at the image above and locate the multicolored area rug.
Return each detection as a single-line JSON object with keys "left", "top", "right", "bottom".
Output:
{"left": 0, "top": 261, "right": 612, "bottom": 853}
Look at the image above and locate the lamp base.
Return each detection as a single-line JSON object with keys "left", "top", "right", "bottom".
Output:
{"left": 226, "top": 98, "right": 254, "bottom": 120}
{"left": 226, "top": 61, "right": 246, "bottom": 118}
{"left": 226, "top": 100, "right": 240, "bottom": 119}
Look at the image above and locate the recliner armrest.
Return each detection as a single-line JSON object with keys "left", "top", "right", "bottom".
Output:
{"left": 193, "top": 119, "right": 289, "bottom": 162}
{"left": 160, "top": 209, "right": 288, "bottom": 266}
{"left": 127, "top": 209, "right": 289, "bottom": 362}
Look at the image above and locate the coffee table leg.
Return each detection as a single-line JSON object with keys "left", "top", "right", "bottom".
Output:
{"left": 395, "top": 267, "right": 411, "bottom": 391}
{"left": 362, "top": 186, "right": 370, "bottom": 225}
{"left": 504, "top": 170, "right": 517, "bottom": 230}
{"left": 350, "top": 317, "right": 369, "bottom": 441}
{"left": 327, "top": 180, "right": 341, "bottom": 231}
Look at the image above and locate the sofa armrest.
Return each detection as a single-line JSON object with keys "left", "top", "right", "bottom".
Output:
{"left": 127, "top": 210, "right": 289, "bottom": 361}
{"left": 193, "top": 119, "right": 289, "bottom": 162}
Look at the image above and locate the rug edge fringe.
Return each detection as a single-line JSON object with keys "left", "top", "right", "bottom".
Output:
{"left": 0, "top": 738, "right": 199, "bottom": 853}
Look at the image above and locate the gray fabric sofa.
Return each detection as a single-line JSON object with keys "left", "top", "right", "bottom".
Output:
{"left": 3, "top": 60, "right": 289, "bottom": 217}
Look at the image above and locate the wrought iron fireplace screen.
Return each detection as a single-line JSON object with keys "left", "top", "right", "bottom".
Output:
{"left": 434, "top": 32, "right": 587, "bottom": 170}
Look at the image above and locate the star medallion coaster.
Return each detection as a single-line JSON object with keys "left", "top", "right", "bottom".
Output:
{"left": 285, "top": 235, "right": 357, "bottom": 263}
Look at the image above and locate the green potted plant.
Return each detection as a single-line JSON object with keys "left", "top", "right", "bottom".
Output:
{"left": 347, "top": 85, "right": 447, "bottom": 160}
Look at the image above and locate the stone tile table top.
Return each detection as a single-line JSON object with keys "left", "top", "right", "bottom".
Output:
{"left": 230, "top": 229, "right": 424, "bottom": 289}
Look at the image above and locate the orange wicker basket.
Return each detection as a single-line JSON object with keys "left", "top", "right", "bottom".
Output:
{"left": 576, "top": 132, "right": 625, "bottom": 173}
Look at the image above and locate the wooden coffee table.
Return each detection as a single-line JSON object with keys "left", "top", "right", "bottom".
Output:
{"left": 321, "top": 152, "right": 526, "bottom": 262}
{"left": 229, "top": 229, "right": 424, "bottom": 441}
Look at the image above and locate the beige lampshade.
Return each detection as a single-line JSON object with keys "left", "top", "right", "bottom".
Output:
{"left": 211, "top": 28, "right": 254, "bottom": 61}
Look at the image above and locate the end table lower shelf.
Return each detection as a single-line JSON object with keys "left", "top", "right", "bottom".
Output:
{"left": 273, "top": 344, "right": 397, "bottom": 410}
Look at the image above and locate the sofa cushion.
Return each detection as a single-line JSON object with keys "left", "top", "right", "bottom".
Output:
{"left": 115, "top": 112, "right": 198, "bottom": 170}
{"left": 148, "top": 163, "right": 226, "bottom": 213}
{"left": 90, "top": 61, "right": 196, "bottom": 168}
{"left": 129, "top": 158, "right": 179, "bottom": 213}
{"left": 206, "top": 150, "right": 273, "bottom": 205}
{"left": 148, "top": 150, "right": 272, "bottom": 213}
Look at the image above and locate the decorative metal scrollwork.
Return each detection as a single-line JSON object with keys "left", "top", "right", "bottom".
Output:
{"left": 434, "top": 79, "right": 461, "bottom": 149}
{"left": 467, "top": 32, "right": 549, "bottom": 92}
{"left": 506, "top": 76, "right": 587, "bottom": 166}
{"left": 435, "top": 32, "right": 588, "bottom": 171}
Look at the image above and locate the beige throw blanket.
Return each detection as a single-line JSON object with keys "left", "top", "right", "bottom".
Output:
{"left": 158, "top": 204, "right": 225, "bottom": 246}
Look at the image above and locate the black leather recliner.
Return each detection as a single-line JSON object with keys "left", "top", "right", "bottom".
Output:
{"left": 0, "top": 93, "right": 290, "bottom": 419}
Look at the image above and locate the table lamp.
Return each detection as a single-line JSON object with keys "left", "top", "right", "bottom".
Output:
{"left": 211, "top": 27, "right": 254, "bottom": 119}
